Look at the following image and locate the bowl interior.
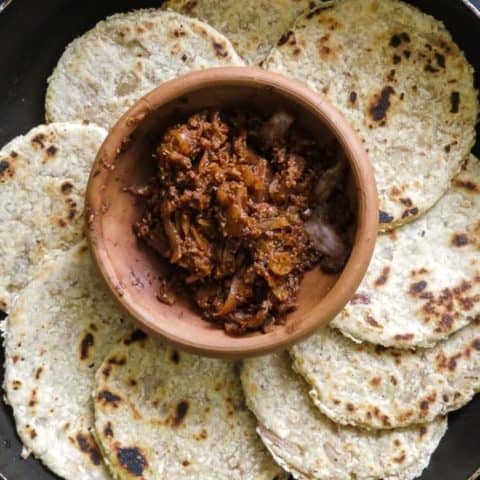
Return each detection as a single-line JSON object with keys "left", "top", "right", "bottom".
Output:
{"left": 87, "top": 69, "right": 377, "bottom": 357}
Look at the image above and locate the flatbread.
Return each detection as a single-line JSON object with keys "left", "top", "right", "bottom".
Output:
{"left": 3, "top": 242, "right": 132, "bottom": 479}
{"left": 0, "top": 122, "right": 106, "bottom": 312}
{"left": 265, "top": 0, "right": 478, "bottom": 230}
{"left": 162, "top": 0, "right": 333, "bottom": 65}
{"left": 291, "top": 319, "right": 480, "bottom": 430}
{"left": 93, "top": 335, "right": 285, "bottom": 480}
{"left": 242, "top": 352, "right": 447, "bottom": 480}
{"left": 45, "top": 9, "right": 244, "bottom": 129}
{"left": 331, "top": 154, "right": 480, "bottom": 348}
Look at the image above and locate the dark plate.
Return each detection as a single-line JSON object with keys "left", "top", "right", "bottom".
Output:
{"left": 0, "top": 0, "right": 479, "bottom": 478}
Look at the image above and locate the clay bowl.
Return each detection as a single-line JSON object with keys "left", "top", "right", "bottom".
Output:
{"left": 85, "top": 67, "right": 378, "bottom": 358}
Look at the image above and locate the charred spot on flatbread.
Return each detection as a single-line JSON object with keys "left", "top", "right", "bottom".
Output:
{"left": 97, "top": 390, "right": 122, "bottom": 407}
{"left": 107, "top": 355, "right": 127, "bottom": 365}
{"left": 123, "top": 329, "right": 148, "bottom": 345}
{"left": 103, "top": 422, "right": 114, "bottom": 438}
{"left": 211, "top": 40, "right": 228, "bottom": 58}
{"left": 450, "top": 91, "right": 460, "bottom": 113}
{"left": 379, "top": 210, "right": 394, "bottom": 224}
{"left": 368, "top": 86, "right": 395, "bottom": 122}
{"left": 46, "top": 145, "right": 59, "bottom": 157}
{"left": 374, "top": 267, "right": 390, "bottom": 287}
{"left": 31, "top": 133, "right": 46, "bottom": 149}
{"left": 79, "top": 332, "right": 95, "bottom": 361}
{"left": 173, "top": 400, "right": 189, "bottom": 427}
{"left": 61, "top": 181, "right": 74, "bottom": 194}
{"left": 0, "top": 158, "right": 15, "bottom": 179}
{"left": 170, "top": 350, "right": 180, "bottom": 364}
{"left": 452, "top": 233, "right": 469, "bottom": 247}
{"left": 76, "top": 433, "right": 102, "bottom": 465}
{"left": 116, "top": 446, "right": 148, "bottom": 476}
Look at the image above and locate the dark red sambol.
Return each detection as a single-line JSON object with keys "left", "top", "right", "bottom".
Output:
{"left": 133, "top": 110, "right": 352, "bottom": 334}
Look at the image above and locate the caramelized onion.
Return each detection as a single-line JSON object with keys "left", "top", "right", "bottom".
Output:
{"left": 214, "top": 275, "right": 242, "bottom": 317}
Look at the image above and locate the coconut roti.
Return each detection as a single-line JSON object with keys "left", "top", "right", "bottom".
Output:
{"left": 331, "top": 155, "right": 480, "bottom": 348}
{"left": 3, "top": 242, "right": 132, "bottom": 479}
{"left": 45, "top": 9, "right": 244, "bottom": 129}
{"left": 292, "top": 320, "right": 480, "bottom": 430}
{"left": 162, "top": 0, "right": 333, "bottom": 65}
{"left": 93, "top": 335, "right": 285, "bottom": 480}
{"left": 242, "top": 352, "right": 447, "bottom": 480}
{"left": 265, "top": 0, "right": 478, "bottom": 230}
{"left": 0, "top": 122, "right": 106, "bottom": 312}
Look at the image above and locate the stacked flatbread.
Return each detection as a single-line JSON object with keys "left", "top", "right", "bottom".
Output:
{"left": 242, "top": 1, "right": 478, "bottom": 478}
{"left": 1, "top": 7, "right": 282, "bottom": 480}
{"left": 242, "top": 352, "right": 447, "bottom": 480}
{"left": 1, "top": 1, "right": 479, "bottom": 479}
{"left": 3, "top": 242, "right": 131, "bottom": 480}
{"left": 161, "top": 0, "right": 334, "bottom": 65}
{"left": 2, "top": 242, "right": 283, "bottom": 480}
{"left": 1, "top": 8, "right": 285, "bottom": 480}
{"left": 286, "top": 154, "right": 480, "bottom": 422}
{"left": 265, "top": 0, "right": 477, "bottom": 230}
{"left": 242, "top": 158, "right": 479, "bottom": 480}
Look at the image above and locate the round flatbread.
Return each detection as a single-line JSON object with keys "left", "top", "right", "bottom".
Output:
{"left": 3, "top": 242, "right": 132, "bottom": 480}
{"left": 242, "top": 352, "right": 447, "bottom": 480}
{"left": 291, "top": 319, "right": 480, "bottom": 430}
{"left": 45, "top": 9, "right": 244, "bottom": 129}
{"left": 331, "top": 154, "right": 480, "bottom": 348}
{"left": 162, "top": 0, "right": 333, "bottom": 65}
{"left": 265, "top": 0, "right": 478, "bottom": 230}
{"left": 0, "top": 122, "right": 106, "bottom": 312}
{"left": 93, "top": 335, "right": 285, "bottom": 480}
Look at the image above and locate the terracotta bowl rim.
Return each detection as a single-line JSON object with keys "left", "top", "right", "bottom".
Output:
{"left": 86, "top": 66, "right": 378, "bottom": 358}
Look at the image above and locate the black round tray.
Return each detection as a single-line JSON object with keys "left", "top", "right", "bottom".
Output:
{"left": 0, "top": 1, "right": 479, "bottom": 479}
